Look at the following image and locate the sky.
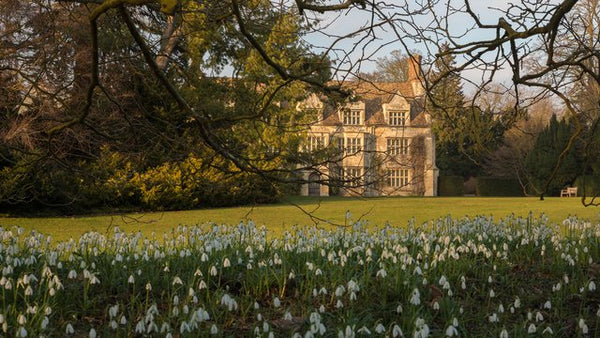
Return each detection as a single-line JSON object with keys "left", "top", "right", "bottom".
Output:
{"left": 302, "top": 0, "right": 522, "bottom": 93}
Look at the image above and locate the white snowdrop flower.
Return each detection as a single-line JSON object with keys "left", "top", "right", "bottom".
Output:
{"left": 563, "top": 275, "right": 569, "bottom": 284}
{"left": 40, "top": 316, "right": 49, "bottom": 330}
{"left": 488, "top": 313, "right": 499, "bottom": 323}
{"left": 377, "top": 268, "right": 387, "bottom": 278}
{"left": 24, "top": 286, "right": 33, "bottom": 296}
{"left": 66, "top": 323, "right": 75, "bottom": 334}
{"left": 136, "top": 320, "right": 146, "bottom": 333}
{"left": 375, "top": 323, "right": 386, "bottom": 334}
{"left": 263, "top": 321, "right": 270, "bottom": 332}
{"left": 357, "top": 326, "right": 371, "bottom": 334}
{"left": 18, "top": 314, "right": 26, "bottom": 325}
{"left": 514, "top": 298, "right": 521, "bottom": 308}
{"left": 499, "top": 329, "right": 508, "bottom": 338}
{"left": 319, "top": 287, "right": 328, "bottom": 295}
{"left": 0, "top": 314, "right": 4, "bottom": 324}
{"left": 396, "top": 304, "right": 403, "bottom": 313}
{"left": 350, "top": 292, "right": 357, "bottom": 301}
{"left": 110, "top": 320, "right": 118, "bottom": 329}
{"left": 445, "top": 325, "right": 458, "bottom": 337}
{"left": 315, "top": 268, "right": 323, "bottom": 276}
{"left": 335, "top": 285, "right": 345, "bottom": 297}
{"left": 498, "top": 304, "right": 504, "bottom": 313}
{"left": 433, "top": 301, "right": 440, "bottom": 310}
{"left": 128, "top": 275, "right": 135, "bottom": 284}
{"left": 336, "top": 299, "right": 344, "bottom": 308}
{"left": 210, "top": 266, "right": 218, "bottom": 276}
{"left": 288, "top": 271, "right": 295, "bottom": 279}
{"left": 542, "top": 326, "right": 553, "bottom": 334}
{"left": 210, "top": 324, "right": 218, "bottom": 335}
{"left": 488, "top": 276, "right": 493, "bottom": 283}
{"left": 439, "top": 275, "right": 447, "bottom": 286}
{"left": 392, "top": 324, "right": 403, "bottom": 337}
{"left": 410, "top": 288, "right": 421, "bottom": 305}
{"left": 89, "top": 328, "right": 97, "bottom": 338}
{"left": 68, "top": 270, "right": 77, "bottom": 279}
{"left": 544, "top": 301, "right": 551, "bottom": 309}
{"left": 422, "top": 278, "right": 428, "bottom": 286}
{"left": 109, "top": 304, "right": 119, "bottom": 318}
{"left": 194, "top": 268, "right": 203, "bottom": 277}
{"left": 589, "top": 280, "right": 596, "bottom": 291}
{"left": 254, "top": 302, "right": 260, "bottom": 310}
{"left": 172, "top": 276, "right": 183, "bottom": 286}
{"left": 180, "top": 321, "right": 190, "bottom": 334}
{"left": 528, "top": 323, "right": 537, "bottom": 334}
{"left": 535, "top": 311, "right": 544, "bottom": 322}
{"left": 198, "top": 280, "right": 207, "bottom": 290}
{"left": 579, "top": 318, "right": 588, "bottom": 334}
{"left": 273, "top": 297, "right": 281, "bottom": 308}
{"left": 319, "top": 305, "right": 326, "bottom": 313}
{"left": 489, "top": 289, "right": 495, "bottom": 298}
{"left": 223, "top": 258, "right": 230, "bottom": 268}
{"left": 17, "top": 326, "right": 27, "bottom": 337}
{"left": 257, "top": 313, "right": 263, "bottom": 321}
{"left": 120, "top": 315, "right": 127, "bottom": 325}
{"left": 145, "top": 283, "right": 152, "bottom": 291}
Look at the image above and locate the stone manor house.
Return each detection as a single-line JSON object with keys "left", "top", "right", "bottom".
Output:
{"left": 298, "top": 55, "right": 438, "bottom": 197}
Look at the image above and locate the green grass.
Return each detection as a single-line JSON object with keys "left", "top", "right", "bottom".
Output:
{"left": 1, "top": 196, "right": 598, "bottom": 241}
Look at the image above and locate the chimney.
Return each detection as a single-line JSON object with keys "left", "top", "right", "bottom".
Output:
{"left": 408, "top": 54, "right": 422, "bottom": 81}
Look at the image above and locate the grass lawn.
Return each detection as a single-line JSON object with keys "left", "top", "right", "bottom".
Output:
{"left": 0, "top": 196, "right": 598, "bottom": 241}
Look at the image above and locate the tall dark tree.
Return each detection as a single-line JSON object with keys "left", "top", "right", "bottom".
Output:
{"left": 525, "top": 115, "right": 580, "bottom": 198}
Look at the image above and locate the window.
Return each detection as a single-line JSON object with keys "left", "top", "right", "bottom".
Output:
{"left": 387, "top": 169, "right": 409, "bottom": 187}
{"left": 307, "top": 135, "right": 326, "bottom": 151}
{"left": 345, "top": 137, "right": 362, "bottom": 154}
{"left": 343, "top": 110, "right": 362, "bottom": 125}
{"left": 386, "top": 138, "right": 409, "bottom": 155}
{"left": 389, "top": 111, "right": 407, "bottom": 126}
{"left": 344, "top": 167, "right": 362, "bottom": 185}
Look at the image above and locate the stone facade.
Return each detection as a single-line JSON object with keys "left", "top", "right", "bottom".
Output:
{"left": 299, "top": 56, "right": 438, "bottom": 197}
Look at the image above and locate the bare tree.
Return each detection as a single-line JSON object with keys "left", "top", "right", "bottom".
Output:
{"left": 2, "top": 0, "right": 599, "bottom": 208}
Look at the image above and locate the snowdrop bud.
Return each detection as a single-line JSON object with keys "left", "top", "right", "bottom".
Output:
{"left": 589, "top": 281, "right": 596, "bottom": 291}
{"left": 145, "top": 283, "right": 152, "bottom": 291}
{"left": 120, "top": 315, "right": 127, "bottom": 325}
{"left": 210, "top": 324, "right": 218, "bottom": 335}
{"left": 499, "top": 329, "right": 508, "bottom": 338}
{"left": 223, "top": 258, "right": 230, "bottom": 268}
{"left": 273, "top": 297, "right": 281, "bottom": 308}
{"left": 66, "top": 323, "right": 74, "bottom": 334}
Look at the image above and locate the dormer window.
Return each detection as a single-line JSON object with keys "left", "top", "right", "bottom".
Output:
{"left": 389, "top": 111, "right": 407, "bottom": 126}
{"left": 343, "top": 110, "right": 362, "bottom": 125}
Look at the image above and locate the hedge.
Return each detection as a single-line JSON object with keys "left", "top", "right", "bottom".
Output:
{"left": 438, "top": 176, "right": 464, "bottom": 196}
{"left": 574, "top": 175, "right": 600, "bottom": 197}
{"left": 476, "top": 177, "right": 524, "bottom": 197}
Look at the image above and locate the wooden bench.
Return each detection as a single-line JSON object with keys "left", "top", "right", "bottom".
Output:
{"left": 560, "top": 187, "right": 577, "bottom": 197}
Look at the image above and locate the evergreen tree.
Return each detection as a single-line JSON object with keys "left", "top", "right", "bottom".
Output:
{"left": 524, "top": 115, "right": 580, "bottom": 198}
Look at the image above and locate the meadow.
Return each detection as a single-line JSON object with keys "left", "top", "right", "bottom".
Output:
{"left": 1, "top": 197, "right": 600, "bottom": 336}
{"left": 1, "top": 196, "right": 598, "bottom": 241}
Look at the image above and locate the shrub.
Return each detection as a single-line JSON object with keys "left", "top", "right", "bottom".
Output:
{"left": 438, "top": 176, "right": 464, "bottom": 196}
{"left": 476, "top": 177, "right": 524, "bottom": 196}
{"left": 574, "top": 175, "right": 600, "bottom": 197}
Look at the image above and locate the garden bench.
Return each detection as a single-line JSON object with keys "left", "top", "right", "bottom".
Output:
{"left": 560, "top": 187, "right": 577, "bottom": 197}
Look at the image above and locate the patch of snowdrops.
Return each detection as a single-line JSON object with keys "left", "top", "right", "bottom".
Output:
{"left": 0, "top": 214, "right": 599, "bottom": 336}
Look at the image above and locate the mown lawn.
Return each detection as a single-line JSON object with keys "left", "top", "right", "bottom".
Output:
{"left": 1, "top": 196, "right": 598, "bottom": 241}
